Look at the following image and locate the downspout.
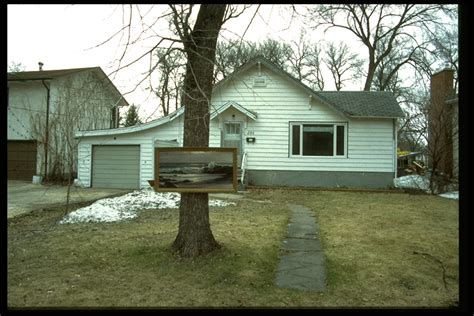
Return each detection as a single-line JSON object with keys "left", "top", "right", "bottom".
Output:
{"left": 41, "top": 80, "right": 50, "bottom": 180}
{"left": 394, "top": 118, "right": 398, "bottom": 179}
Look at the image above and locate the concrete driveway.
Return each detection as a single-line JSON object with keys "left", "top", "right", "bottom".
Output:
{"left": 7, "top": 180, "right": 131, "bottom": 219}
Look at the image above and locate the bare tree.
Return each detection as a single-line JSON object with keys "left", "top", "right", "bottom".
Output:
{"left": 426, "top": 102, "right": 456, "bottom": 193}
{"left": 94, "top": 4, "right": 252, "bottom": 257}
{"left": 215, "top": 34, "right": 326, "bottom": 90}
{"left": 425, "top": 24, "right": 459, "bottom": 92}
{"left": 287, "top": 30, "right": 325, "bottom": 91}
{"left": 325, "top": 41, "right": 363, "bottom": 91}
{"left": 257, "top": 38, "right": 293, "bottom": 71}
{"left": 214, "top": 39, "right": 257, "bottom": 80}
{"left": 154, "top": 47, "right": 186, "bottom": 116}
{"left": 214, "top": 38, "right": 292, "bottom": 81}
{"left": 307, "top": 4, "right": 455, "bottom": 91}
{"left": 396, "top": 85, "right": 430, "bottom": 153}
{"left": 168, "top": 4, "right": 227, "bottom": 257}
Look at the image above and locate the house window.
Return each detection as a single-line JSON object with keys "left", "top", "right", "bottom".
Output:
{"left": 225, "top": 122, "right": 241, "bottom": 135}
{"left": 290, "top": 122, "right": 347, "bottom": 157}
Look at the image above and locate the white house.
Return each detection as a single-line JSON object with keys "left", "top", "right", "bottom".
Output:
{"left": 8, "top": 65, "right": 128, "bottom": 181}
{"left": 75, "top": 57, "right": 404, "bottom": 189}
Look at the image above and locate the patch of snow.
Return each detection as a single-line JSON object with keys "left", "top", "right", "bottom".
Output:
{"left": 209, "top": 199, "right": 236, "bottom": 207}
{"left": 394, "top": 175, "right": 430, "bottom": 191}
{"left": 59, "top": 187, "right": 236, "bottom": 224}
{"left": 59, "top": 204, "right": 136, "bottom": 224}
{"left": 438, "top": 191, "right": 459, "bottom": 200}
{"left": 394, "top": 175, "right": 459, "bottom": 200}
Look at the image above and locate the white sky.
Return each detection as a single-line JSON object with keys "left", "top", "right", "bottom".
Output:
{"left": 7, "top": 4, "right": 364, "bottom": 121}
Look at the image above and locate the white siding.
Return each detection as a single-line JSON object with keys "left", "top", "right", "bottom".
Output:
{"left": 77, "top": 63, "right": 397, "bottom": 187}
{"left": 77, "top": 114, "right": 183, "bottom": 188}
{"left": 211, "top": 66, "right": 395, "bottom": 173}
{"left": 77, "top": 142, "right": 92, "bottom": 187}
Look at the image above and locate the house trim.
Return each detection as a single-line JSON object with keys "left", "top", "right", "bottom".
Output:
{"left": 75, "top": 107, "right": 185, "bottom": 137}
{"left": 211, "top": 101, "right": 257, "bottom": 120}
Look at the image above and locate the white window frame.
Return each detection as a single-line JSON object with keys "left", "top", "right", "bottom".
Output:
{"left": 289, "top": 122, "right": 347, "bottom": 158}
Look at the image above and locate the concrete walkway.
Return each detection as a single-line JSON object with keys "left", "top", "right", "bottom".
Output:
{"left": 275, "top": 204, "right": 326, "bottom": 292}
{"left": 7, "top": 180, "right": 130, "bottom": 219}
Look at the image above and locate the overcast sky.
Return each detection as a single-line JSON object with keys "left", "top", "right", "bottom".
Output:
{"left": 7, "top": 4, "right": 361, "bottom": 120}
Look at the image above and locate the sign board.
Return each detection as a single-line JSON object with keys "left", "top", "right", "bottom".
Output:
{"left": 152, "top": 147, "right": 237, "bottom": 193}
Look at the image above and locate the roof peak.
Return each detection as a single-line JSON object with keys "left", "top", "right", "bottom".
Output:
{"left": 8, "top": 66, "right": 101, "bottom": 75}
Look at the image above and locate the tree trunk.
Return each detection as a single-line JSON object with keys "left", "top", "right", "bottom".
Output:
{"left": 363, "top": 50, "right": 376, "bottom": 91}
{"left": 171, "top": 4, "right": 226, "bottom": 257}
{"left": 172, "top": 193, "right": 220, "bottom": 257}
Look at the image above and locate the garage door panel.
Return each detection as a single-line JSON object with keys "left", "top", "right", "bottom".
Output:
{"left": 8, "top": 140, "right": 37, "bottom": 180}
{"left": 92, "top": 145, "right": 140, "bottom": 189}
{"left": 93, "top": 171, "right": 139, "bottom": 177}
{"left": 95, "top": 159, "right": 139, "bottom": 164}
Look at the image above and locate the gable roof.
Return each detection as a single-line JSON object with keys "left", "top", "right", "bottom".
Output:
{"left": 210, "top": 101, "right": 257, "bottom": 120}
{"left": 8, "top": 67, "right": 129, "bottom": 107}
{"left": 215, "top": 56, "right": 404, "bottom": 119}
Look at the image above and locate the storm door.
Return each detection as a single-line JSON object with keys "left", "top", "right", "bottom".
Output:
{"left": 222, "top": 122, "right": 243, "bottom": 166}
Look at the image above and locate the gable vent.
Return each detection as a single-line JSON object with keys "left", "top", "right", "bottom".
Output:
{"left": 253, "top": 76, "right": 267, "bottom": 87}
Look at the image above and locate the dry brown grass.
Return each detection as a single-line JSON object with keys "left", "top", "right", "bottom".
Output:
{"left": 7, "top": 189, "right": 459, "bottom": 308}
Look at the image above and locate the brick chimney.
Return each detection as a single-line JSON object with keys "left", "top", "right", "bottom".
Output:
{"left": 429, "top": 67, "right": 455, "bottom": 177}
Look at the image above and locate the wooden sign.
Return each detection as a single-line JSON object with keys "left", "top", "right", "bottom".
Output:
{"left": 151, "top": 147, "right": 237, "bottom": 193}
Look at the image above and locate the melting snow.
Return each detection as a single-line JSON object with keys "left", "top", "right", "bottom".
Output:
{"left": 438, "top": 191, "right": 459, "bottom": 200}
{"left": 59, "top": 188, "right": 236, "bottom": 224}
{"left": 394, "top": 175, "right": 430, "bottom": 191}
{"left": 394, "top": 175, "right": 458, "bottom": 200}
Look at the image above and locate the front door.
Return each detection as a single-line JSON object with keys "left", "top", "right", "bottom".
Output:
{"left": 222, "top": 122, "right": 242, "bottom": 167}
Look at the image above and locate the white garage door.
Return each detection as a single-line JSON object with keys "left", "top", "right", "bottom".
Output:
{"left": 92, "top": 145, "right": 140, "bottom": 189}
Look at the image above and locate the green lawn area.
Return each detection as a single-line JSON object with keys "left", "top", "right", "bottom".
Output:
{"left": 7, "top": 189, "right": 459, "bottom": 308}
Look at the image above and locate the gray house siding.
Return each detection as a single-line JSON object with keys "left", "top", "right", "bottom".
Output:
{"left": 247, "top": 170, "right": 395, "bottom": 189}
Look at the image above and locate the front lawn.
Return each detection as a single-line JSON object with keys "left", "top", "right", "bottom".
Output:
{"left": 7, "top": 189, "right": 459, "bottom": 308}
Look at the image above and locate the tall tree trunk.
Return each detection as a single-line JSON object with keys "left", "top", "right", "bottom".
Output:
{"left": 171, "top": 4, "right": 226, "bottom": 257}
{"left": 363, "top": 49, "right": 376, "bottom": 91}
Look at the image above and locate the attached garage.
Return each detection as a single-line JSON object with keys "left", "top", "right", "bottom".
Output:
{"left": 8, "top": 140, "right": 37, "bottom": 180}
{"left": 75, "top": 108, "right": 185, "bottom": 189}
{"left": 92, "top": 145, "right": 140, "bottom": 189}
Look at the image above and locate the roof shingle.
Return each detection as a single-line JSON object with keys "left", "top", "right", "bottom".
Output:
{"left": 318, "top": 91, "right": 405, "bottom": 118}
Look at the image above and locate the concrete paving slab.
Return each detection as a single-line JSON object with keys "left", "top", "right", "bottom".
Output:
{"left": 282, "top": 238, "right": 323, "bottom": 252}
{"left": 275, "top": 204, "right": 326, "bottom": 292}
{"left": 287, "top": 223, "right": 318, "bottom": 238}
{"left": 283, "top": 252, "right": 326, "bottom": 266}
{"left": 275, "top": 271, "right": 326, "bottom": 292}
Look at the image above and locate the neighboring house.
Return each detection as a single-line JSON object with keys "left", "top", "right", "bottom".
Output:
{"left": 75, "top": 57, "right": 404, "bottom": 190}
{"left": 428, "top": 68, "right": 458, "bottom": 180}
{"left": 8, "top": 65, "right": 128, "bottom": 181}
{"left": 397, "top": 151, "right": 427, "bottom": 177}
